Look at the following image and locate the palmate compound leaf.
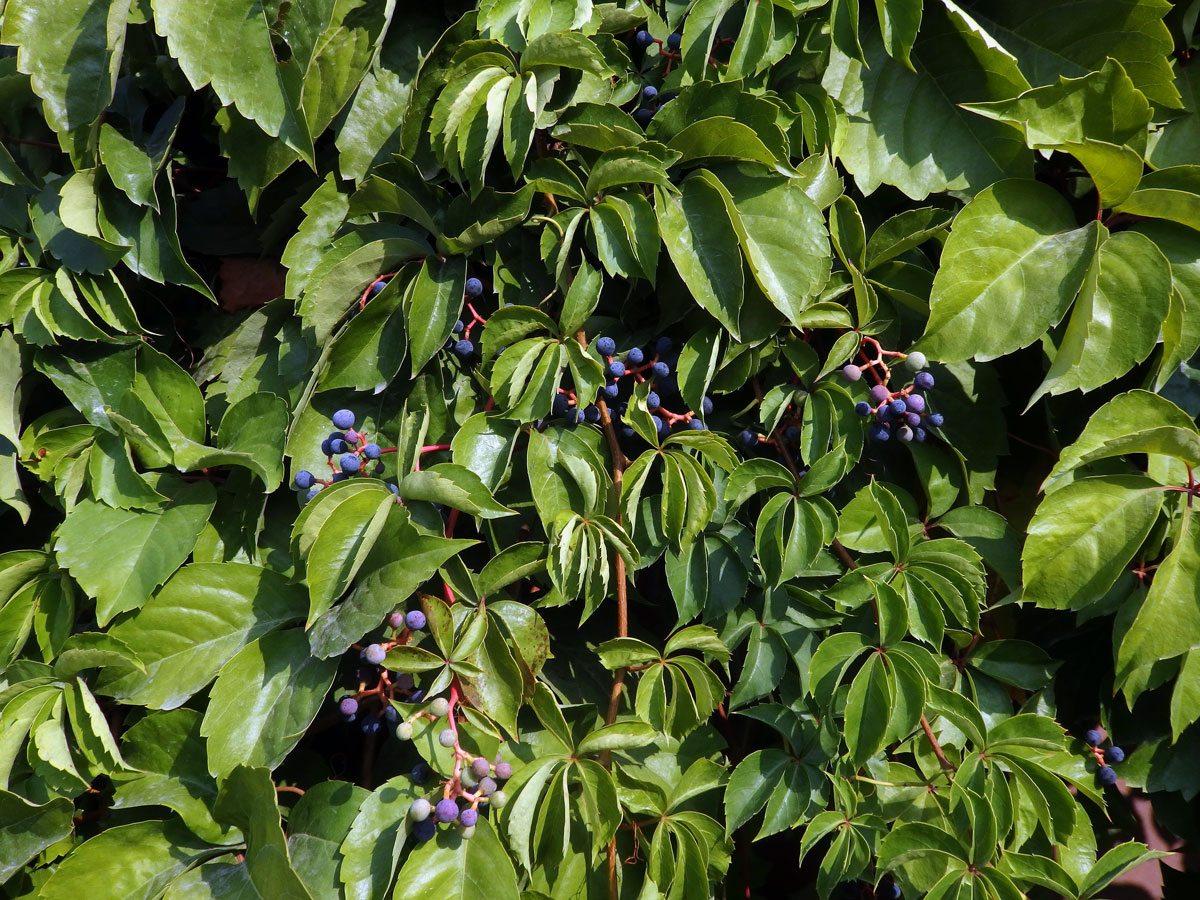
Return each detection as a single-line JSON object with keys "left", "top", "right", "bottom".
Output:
{"left": 393, "top": 818, "right": 520, "bottom": 900}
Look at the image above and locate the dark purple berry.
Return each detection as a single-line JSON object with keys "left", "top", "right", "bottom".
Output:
{"left": 914, "top": 427, "right": 927, "bottom": 443}
{"left": 460, "top": 808, "right": 479, "bottom": 827}
{"left": 666, "top": 32, "right": 681, "bottom": 50}
{"left": 465, "top": 277, "right": 483, "bottom": 298}
{"left": 435, "top": 798, "right": 459, "bottom": 823}
{"left": 915, "top": 372, "right": 935, "bottom": 390}
{"left": 738, "top": 429, "right": 758, "bottom": 447}
{"left": 330, "top": 439, "right": 348, "bottom": 455}
{"left": 656, "top": 336, "right": 673, "bottom": 355}
{"left": 905, "top": 412, "right": 921, "bottom": 428}
{"left": 370, "top": 280, "right": 387, "bottom": 296}
{"left": 384, "top": 705, "right": 400, "bottom": 724}
{"left": 888, "top": 398, "right": 906, "bottom": 415}
{"left": 304, "top": 487, "right": 321, "bottom": 502}
{"left": 701, "top": 396, "right": 713, "bottom": 415}
{"left": 905, "top": 394, "right": 926, "bottom": 413}
{"left": 364, "top": 443, "right": 382, "bottom": 460}
{"left": 1105, "top": 746, "right": 1125, "bottom": 764}
{"left": 1084, "top": 729, "right": 1103, "bottom": 747}
{"left": 855, "top": 401, "right": 871, "bottom": 417}
{"left": 877, "top": 405, "right": 894, "bottom": 424}
{"left": 452, "top": 320, "right": 464, "bottom": 334}
{"left": 332, "top": 409, "right": 355, "bottom": 430}
{"left": 339, "top": 696, "right": 359, "bottom": 717}
{"left": 411, "top": 763, "right": 431, "bottom": 783}
{"left": 406, "top": 610, "right": 427, "bottom": 630}
{"left": 642, "top": 85, "right": 658, "bottom": 100}
{"left": 633, "top": 108, "right": 653, "bottom": 126}
{"left": 341, "top": 453, "right": 361, "bottom": 474}
{"left": 868, "top": 385, "right": 890, "bottom": 404}
{"left": 320, "top": 439, "right": 333, "bottom": 457}
{"left": 927, "top": 413, "right": 944, "bottom": 428}
{"left": 294, "top": 470, "right": 314, "bottom": 489}
{"left": 869, "top": 425, "right": 891, "bottom": 442}
{"left": 471, "top": 757, "right": 491, "bottom": 778}
{"left": 1097, "top": 766, "right": 1118, "bottom": 786}
{"left": 413, "top": 818, "right": 436, "bottom": 841}
{"left": 634, "top": 29, "right": 653, "bottom": 48}
{"left": 842, "top": 364, "right": 862, "bottom": 382}
{"left": 688, "top": 419, "right": 705, "bottom": 430}
{"left": 494, "top": 761, "right": 513, "bottom": 780}
{"left": 453, "top": 340, "right": 474, "bottom": 358}
{"left": 583, "top": 404, "right": 601, "bottom": 422}
{"left": 478, "top": 776, "right": 497, "bottom": 795}
{"left": 363, "top": 644, "right": 386, "bottom": 665}
{"left": 651, "top": 361, "right": 670, "bottom": 378}
{"left": 646, "top": 392, "right": 661, "bottom": 410}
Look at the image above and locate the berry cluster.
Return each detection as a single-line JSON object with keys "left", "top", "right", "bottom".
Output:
{"left": 335, "top": 609, "right": 430, "bottom": 736}
{"left": 1084, "top": 729, "right": 1124, "bottom": 786}
{"left": 396, "top": 692, "right": 511, "bottom": 841}
{"left": 446, "top": 276, "right": 487, "bottom": 360}
{"left": 293, "top": 409, "right": 394, "bottom": 502}
{"left": 842, "top": 342, "right": 944, "bottom": 443}
{"left": 550, "top": 335, "right": 708, "bottom": 440}
{"left": 628, "top": 30, "right": 680, "bottom": 127}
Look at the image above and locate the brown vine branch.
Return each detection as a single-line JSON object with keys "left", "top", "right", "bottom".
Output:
{"left": 921, "top": 715, "right": 957, "bottom": 773}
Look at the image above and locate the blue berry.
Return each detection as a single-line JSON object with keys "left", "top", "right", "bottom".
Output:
{"left": 701, "top": 396, "right": 713, "bottom": 415}
{"left": 320, "top": 438, "right": 333, "bottom": 457}
{"left": 361, "top": 717, "right": 382, "bottom": 736}
{"left": 634, "top": 29, "right": 653, "bottom": 48}
{"left": 784, "top": 425, "right": 801, "bottom": 442}
{"left": 634, "top": 108, "right": 653, "bottom": 126}
{"left": 364, "top": 443, "right": 381, "bottom": 460}
{"left": 880, "top": 883, "right": 902, "bottom": 900}
{"left": 656, "top": 336, "right": 673, "bottom": 355}
{"left": 552, "top": 394, "right": 570, "bottom": 416}
{"left": 435, "top": 798, "right": 459, "bottom": 823}
{"left": 688, "top": 419, "right": 705, "bottom": 430}
{"left": 914, "top": 427, "right": 927, "bottom": 443}
{"left": 411, "top": 763, "right": 432, "bottom": 783}
{"left": 471, "top": 757, "right": 491, "bottom": 778}
{"left": 738, "top": 429, "right": 758, "bottom": 447}
{"left": 651, "top": 361, "right": 670, "bottom": 378}
{"left": 596, "top": 336, "right": 616, "bottom": 356}
{"left": 583, "top": 404, "right": 601, "bottom": 422}
{"left": 369, "top": 279, "right": 387, "bottom": 296}
{"left": 1097, "top": 766, "right": 1118, "bottom": 786}
{"left": 330, "top": 438, "right": 348, "bottom": 455}
{"left": 294, "top": 470, "right": 314, "bottom": 489}
{"left": 453, "top": 340, "right": 474, "bottom": 358}
{"left": 304, "top": 487, "right": 321, "bottom": 502}
{"left": 626, "top": 347, "right": 644, "bottom": 365}
{"left": 905, "top": 394, "right": 926, "bottom": 413}
{"left": 413, "top": 818, "right": 436, "bottom": 841}
{"left": 855, "top": 401, "right": 871, "bottom": 417}
{"left": 387, "top": 480, "right": 397, "bottom": 492}
{"left": 868, "top": 385, "right": 890, "bottom": 404}
{"left": 384, "top": 705, "right": 399, "bottom": 724}
{"left": 877, "top": 405, "right": 894, "bottom": 424}
{"left": 601, "top": 382, "right": 619, "bottom": 400}
{"left": 608, "top": 361, "right": 626, "bottom": 377}
{"left": 566, "top": 409, "right": 584, "bottom": 427}
{"left": 653, "top": 415, "right": 668, "bottom": 438}
{"left": 927, "top": 413, "right": 944, "bottom": 428}
{"left": 465, "top": 277, "right": 483, "bottom": 298}
{"left": 1105, "top": 746, "right": 1125, "bottom": 764}
{"left": 842, "top": 364, "right": 862, "bottom": 382}
{"left": 666, "top": 32, "right": 681, "bottom": 50}
{"left": 341, "top": 453, "right": 362, "bottom": 474}
{"left": 646, "top": 391, "right": 661, "bottom": 410}
{"left": 331, "top": 472, "right": 348, "bottom": 482}
{"left": 618, "top": 424, "right": 635, "bottom": 439}
{"left": 643, "top": 85, "right": 658, "bottom": 100}
{"left": 460, "top": 808, "right": 479, "bottom": 827}
{"left": 406, "top": 610, "right": 427, "bottom": 630}
{"left": 363, "top": 643, "right": 386, "bottom": 665}
{"left": 915, "top": 372, "right": 935, "bottom": 390}
{"left": 339, "top": 696, "right": 359, "bottom": 717}
{"left": 905, "top": 412, "right": 921, "bottom": 428}
{"left": 888, "top": 398, "right": 906, "bottom": 415}
{"left": 478, "top": 776, "right": 497, "bottom": 795}
{"left": 869, "top": 425, "right": 891, "bottom": 442}
{"left": 452, "top": 320, "right": 464, "bottom": 334}
{"left": 332, "top": 409, "right": 355, "bottom": 430}
{"left": 659, "top": 91, "right": 677, "bottom": 104}
{"left": 1084, "top": 729, "right": 1103, "bottom": 747}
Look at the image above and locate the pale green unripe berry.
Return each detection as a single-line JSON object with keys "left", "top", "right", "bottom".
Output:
{"left": 461, "top": 767, "right": 479, "bottom": 789}
{"left": 462, "top": 825, "right": 476, "bottom": 839}
{"left": 408, "top": 798, "right": 431, "bottom": 821}
{"left": 395, "top": 721, "right": 413, "bottom": 740}
{"left": 905, "top": 350, "right": 928, "bottom": 371}
{"left": 438, "top": 727, "right": 457, "bottom": 747}
{"left": 429, "top": 697, "right": 450, "bottom": 717}
{"left": 490, "top": 790, "right": 508, "bottom": 808}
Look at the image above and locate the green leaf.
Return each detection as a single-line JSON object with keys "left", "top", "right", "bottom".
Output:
{"left": 398, "top": 464, "right": 514, "bottom": 518}
{"left": 844, "top": 652, "right": 893, "bottom": 766}
{"left": 0, "top": 330, "right": 29, "bottom": 522}
{"left": 969, "top": 641, "right": 1061, "bottom": 691}
{"left": 877, "top": 822, "right": 969, "bottom": 868}
{"left": 821, "top": 4, "right": 1031, "bottom": 200}
{"left": 0, "top": 789, "right": 73, "bottom": 882}
{"left": 200, "top": 629, "right": 337, "bottom": 777}
{"left": 919, "top": 179, "right": 1099, "bottom": 362}
{"left": 577, "top": 721, "right": 658, "bottom": 755}
{"left": 1, "top": 0, "right": 129, "bottom": 132}
{"left": 1022, "top": 475, "right": 1163, "bottom": 610}
{"left": 287, "top": 780, "right": 370, "bottom": 900}
{"left": 150, "top": 0, "right": 313, "bottom": 162}
{"left": 338, "top": 775, "right": 414, "bottom": 900}
{"left": 724, "top": 748, "right": 790, "bottom": 835}
{"left": 53, "top": 478, "right": 216, "bottom": 625}
{"left": 393, "top": 818, "right": 520, "bottom": 900}
{"left": 1078, "top": 841, "right": 1171, "bottom": 899}
{"left": 655, "top": 177, "right": 744, "bottom": 339}
{"left": 407, "top": 256, "right": 467, "bottom": 372}
{"left": 38, "top": 819, "right": 213, "bottom": 900}
{"left": 215, "top": 765, "right": 314, "bottom": 900}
